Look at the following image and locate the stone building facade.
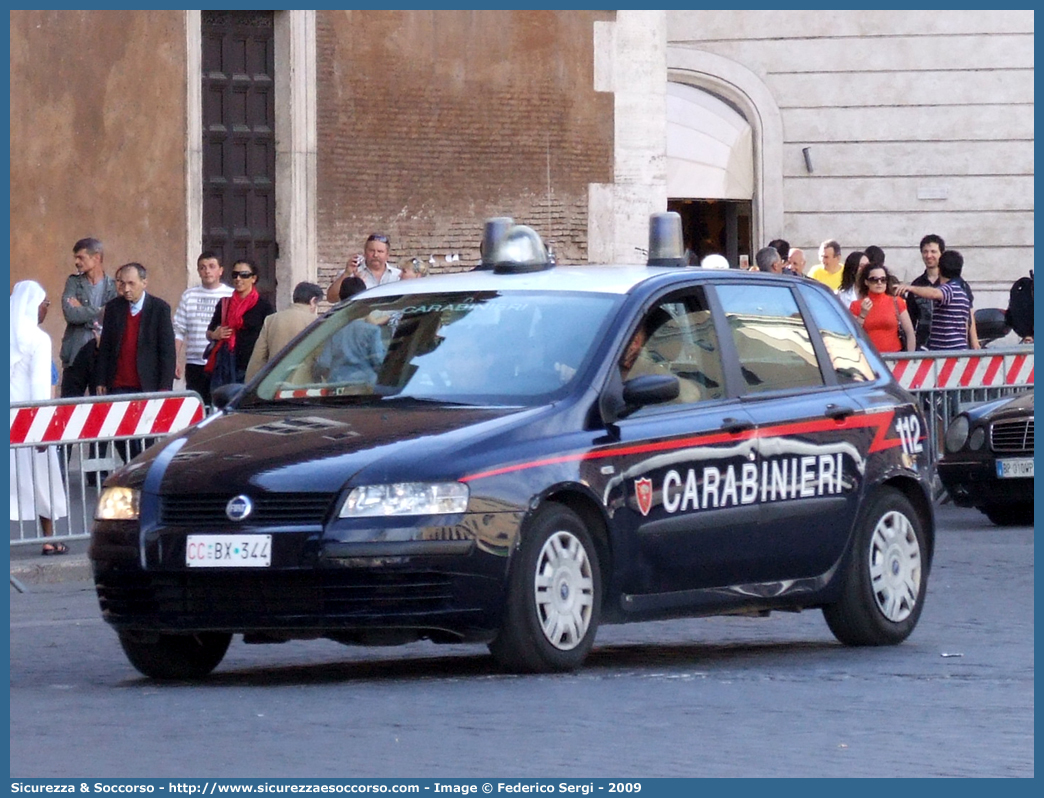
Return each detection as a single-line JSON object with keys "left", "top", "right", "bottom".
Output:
{"left": 661, "top": 9, "right": 1034, "bottom": 303}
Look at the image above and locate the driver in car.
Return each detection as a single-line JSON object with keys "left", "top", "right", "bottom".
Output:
{"left": 620, "top": 308, "right": 701, "bottom": 403}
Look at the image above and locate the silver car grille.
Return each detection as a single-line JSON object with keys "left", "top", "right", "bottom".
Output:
{"left": 990, "top": 417, "right": 1034, "bottom": 454}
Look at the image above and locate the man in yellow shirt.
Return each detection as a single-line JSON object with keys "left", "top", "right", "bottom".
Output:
{"left": 807, "top": 239, "right": 843, "bottom": 291}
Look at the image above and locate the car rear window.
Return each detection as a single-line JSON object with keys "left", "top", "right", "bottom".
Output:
{"left": 715, "top": 283, "right": 825, "bottom": 394}
{"left": 800, "top": 288, "right": 877, "bottom": 384}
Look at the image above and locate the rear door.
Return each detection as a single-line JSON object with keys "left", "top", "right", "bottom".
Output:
{"left": 713, "top": 281, "right": 866, "bottom": 583}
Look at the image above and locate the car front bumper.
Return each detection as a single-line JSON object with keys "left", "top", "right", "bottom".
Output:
{"left": 937, "top": 460, "right": 1033, "bottom": 508}
{"left": 90, "top": 514, "right": 521, "bottom": 642}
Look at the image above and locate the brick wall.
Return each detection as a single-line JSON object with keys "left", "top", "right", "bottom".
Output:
{"left": 315, "top": 10, "right": 614, "bottom": 286}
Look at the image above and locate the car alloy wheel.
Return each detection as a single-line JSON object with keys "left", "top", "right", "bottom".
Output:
{"left": 489, "top": 503, "right": 602, "bottom": 673}
{"left": 533, "top": 530, "right": 595, "bottom": 651}
{"left": 868, "top": 510, "right": 921, "bottom": 623}
{"left": 823, "top": 487, "right": 929, "bottom": 647}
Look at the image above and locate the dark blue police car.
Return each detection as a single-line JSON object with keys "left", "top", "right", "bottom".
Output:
{"left": 91, "top": 215, "right": 935, "bottom": 678}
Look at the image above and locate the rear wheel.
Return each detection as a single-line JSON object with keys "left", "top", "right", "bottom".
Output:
{"left": 824, "top": 488, "right": 928, "bottom": 646}
{"left": 489, "top": 504, "right": 602, "bottom": 673}
{"left": 118, "top": 631, "right": 232, "bottom": 680}
{"left": 982, "top": 503, "right": 1033, "bottom": 527}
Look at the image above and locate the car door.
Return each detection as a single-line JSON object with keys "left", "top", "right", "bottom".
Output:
{"left": 599, "top": 286, "right": 760, "bottom": 598}
{"left": 713, "top": 281, "right": 866, "bottom": 584}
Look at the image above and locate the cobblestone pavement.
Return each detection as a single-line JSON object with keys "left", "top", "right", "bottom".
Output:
{"left": 9, "top": 505, "right": 1033, "bottom": 778}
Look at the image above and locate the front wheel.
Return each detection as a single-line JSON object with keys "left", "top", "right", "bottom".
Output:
{"left": 489, "top": 504, "right": 602, "bottom": 673}
{"left": 824, "top": 488, "right": 929, "bottom": 646}
{"left": 118, "top": 631, "right": 232, "bottom": 680}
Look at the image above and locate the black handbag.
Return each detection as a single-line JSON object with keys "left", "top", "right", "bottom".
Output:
{"left": 891, "top": 296, "right": 907, "bottom": 350}
{"left": 209, "top": 343, "right": 238, "bottom": 390}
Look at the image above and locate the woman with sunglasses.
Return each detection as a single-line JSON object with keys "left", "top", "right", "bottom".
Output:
{"left": 206, "top": 259, "right": 274, "bottom": 384}
{"left": 850, "top": 264, "right": 915, "bottom": 353}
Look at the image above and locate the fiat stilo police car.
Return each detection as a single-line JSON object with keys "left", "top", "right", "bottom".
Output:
{"left": 90, "top": 215, "right": 934, "bottom": 678}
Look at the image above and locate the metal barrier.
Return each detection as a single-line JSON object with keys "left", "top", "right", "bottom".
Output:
{"left": 882, "top": 345, "right": 1034, "bottom": 458}
{"left": 9, "top": 391, "right": 204, "bottom": 549}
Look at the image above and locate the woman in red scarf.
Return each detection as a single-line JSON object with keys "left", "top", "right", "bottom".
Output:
{"left": 206, "top": 259, "right": 274, "bottom": 382}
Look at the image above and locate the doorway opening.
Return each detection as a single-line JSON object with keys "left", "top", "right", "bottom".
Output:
{"left": 668, "top": 198, "right": 752, "bottom": 269}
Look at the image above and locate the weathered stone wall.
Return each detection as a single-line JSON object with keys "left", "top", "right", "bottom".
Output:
{"left": 10, "top": 10, "right": 188, "bottom": 347}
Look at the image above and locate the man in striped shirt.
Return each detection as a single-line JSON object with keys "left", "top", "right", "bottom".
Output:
{"left": 898, "top": 250, "right": 977, "bottom": 351}
{"left": 173, "top": 251, "right": 234, "bottom": 405}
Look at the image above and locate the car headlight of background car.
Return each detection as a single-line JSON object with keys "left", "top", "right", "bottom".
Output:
{"left": 95, "top": 487, "right": 141, "bottom": 520}
{"left": 944, "top": 415, "right": 990, "bottom": 454}
{"left": 967, "top": 426, "right": 986, "bottom": 451}
{"left": 944, "top": 416, "right": 969, "bottom": 452}
{"left": 340, "top": 482, "right": 469, "bottom": 517}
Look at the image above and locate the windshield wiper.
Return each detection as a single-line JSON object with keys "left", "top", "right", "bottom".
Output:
{"left": 380, "top": 395, "right": 485, "bottom": 407}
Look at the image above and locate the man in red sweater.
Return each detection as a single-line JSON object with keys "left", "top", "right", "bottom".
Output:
{"left": 94, "top": 263, "right": 176, "bottom": 461}
{"left": 96, "top": 263, "right": 176, "bottom": 396}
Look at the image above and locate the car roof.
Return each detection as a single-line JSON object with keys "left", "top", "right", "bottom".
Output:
{"left": 357, "top": 264, "right": 769, "bottom": 299}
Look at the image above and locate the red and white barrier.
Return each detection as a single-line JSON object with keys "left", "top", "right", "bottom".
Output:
{"left": 10, "top": 394, "right": 204, "bottom": 446}
{"left": 275, "top": 388, "right": 330, "bottom": 399}
{"left": 887, "top": 350, "right": 1033, "bottom": 391}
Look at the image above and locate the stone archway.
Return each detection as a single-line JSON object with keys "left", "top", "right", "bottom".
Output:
{"left": 666, "top": 47, "right": 784, "bottom": 248}
{"left": 667, "top": 82, "right": 753, "bottom": 200}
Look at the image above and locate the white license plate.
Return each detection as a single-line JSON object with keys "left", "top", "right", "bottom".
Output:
{"left": 997, "top": 458, "right": 1034, "bottom": 479}
{"left": 186, "top": 535, "right": 272, "bottom": 567}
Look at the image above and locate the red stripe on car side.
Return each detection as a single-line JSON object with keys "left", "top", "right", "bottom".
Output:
{"left": 462, "top": 408, "right": 903, "bottom": 482}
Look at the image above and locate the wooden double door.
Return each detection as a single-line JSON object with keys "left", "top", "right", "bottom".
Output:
{"left": 201, "top": 10, "right": 277, "bottom": 302}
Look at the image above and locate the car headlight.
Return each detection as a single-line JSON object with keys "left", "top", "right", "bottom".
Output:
{"left": 944, "top": 416, "right": 969, "bottom": 453}
{"left": 95, "top": 487, "right": 141, "bottom": 520}
{"left": 340, "top": 482, "right": 469, "bottom": 517}
{"left": 968, "top": 426, "right": 986, "bottom": 451}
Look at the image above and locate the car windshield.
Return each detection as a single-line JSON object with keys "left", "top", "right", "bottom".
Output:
{"left": 244, "top": 289, "right": 620, "bottom": 407}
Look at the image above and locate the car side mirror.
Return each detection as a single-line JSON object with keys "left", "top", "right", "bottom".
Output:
{"left": 599, "top": 372, "right": 681, "bottom": 426}
{"left": 619, "top": 375, "right": 680, "bottom": 417}
{"left": 211, "top": 383, "right": 245, "bottom": 411}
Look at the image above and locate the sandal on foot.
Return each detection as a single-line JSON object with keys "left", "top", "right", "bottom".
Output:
{"left": 41, "top": 542, "right": 69, "bottom": 556}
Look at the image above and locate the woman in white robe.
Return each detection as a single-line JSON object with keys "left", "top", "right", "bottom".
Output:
{"left": 10, "top": 280, "right": 68, "bottom": 554}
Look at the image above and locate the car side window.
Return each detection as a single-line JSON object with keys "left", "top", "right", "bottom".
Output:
{"left": 800, "top": 288, "right": 878, "bottom": 384}
{"left": 715, "top": 283, "right": 825, "bottom": 394}
{"left": 623, "top": 288, "right": 725, "bottom": 413}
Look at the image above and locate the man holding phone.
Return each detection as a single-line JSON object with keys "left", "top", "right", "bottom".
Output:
{"left": 326, "top": 233, "right": 401, "bottom": 302}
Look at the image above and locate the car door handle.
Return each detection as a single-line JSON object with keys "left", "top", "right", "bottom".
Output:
{"left": 825, "top": 403, "right": 856, "bottom": 421}
{"left": 721, "top": 417, "right": 754, "bottom": 434}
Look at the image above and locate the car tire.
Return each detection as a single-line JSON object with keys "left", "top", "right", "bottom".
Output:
{"left": 118, "top": 631, "right": 232, "bottom": 680}
{"left": 823, "top": 487, "right": 928, "bottom": 647}
{"left": 489, "top": 503, "right": 602, "bottom": 673}
{"left": 982, "top": 503, "right": 1033, "bottom": 527}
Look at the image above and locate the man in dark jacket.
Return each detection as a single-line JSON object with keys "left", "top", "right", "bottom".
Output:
{"left": 95, "top": 263, "right": 176, "bottom": 394}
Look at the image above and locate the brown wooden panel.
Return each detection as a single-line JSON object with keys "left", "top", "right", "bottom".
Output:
{"left": 201, "top": 10, "right": 277, "bottom": 302}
